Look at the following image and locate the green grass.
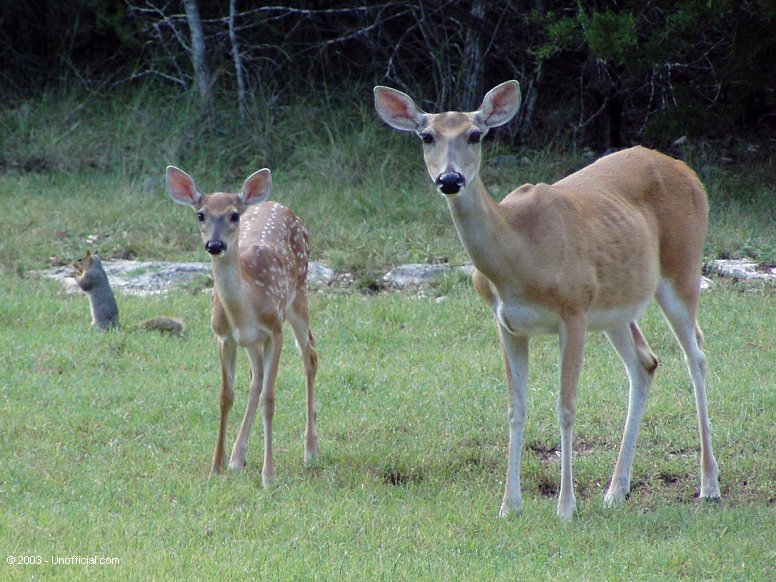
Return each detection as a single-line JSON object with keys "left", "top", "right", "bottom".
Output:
{"left": 1, "top": 83, "right": 775, "bottom": 579}
{"left": 1, "top": 276, "right": 774, "bottom": 580}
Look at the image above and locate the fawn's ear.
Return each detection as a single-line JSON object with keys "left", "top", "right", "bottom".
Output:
{"left": 475, "top": 80, "right": 521, "bottom": 129}
{"left": 374, "top": 86, "right": 427, "bottom": 133}
{"left": 240, "top": 168, "right": 272, "bottom": 206}
{"left": 166, "top": 166, "right": 204, "bottom": 209}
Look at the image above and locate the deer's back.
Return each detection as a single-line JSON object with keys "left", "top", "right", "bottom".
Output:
{"left": 542, "top": 147, "right": 707, "bottom": 286}
{"left": 239, "top": 202, "right": 310, "bottom": 293}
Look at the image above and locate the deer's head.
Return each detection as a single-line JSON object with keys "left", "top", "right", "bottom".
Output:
{"left": 166, "top": 166, "right": 271, "bottom": 256}
{"left": 374, "top": 81, "right": 521, "bottom": 196}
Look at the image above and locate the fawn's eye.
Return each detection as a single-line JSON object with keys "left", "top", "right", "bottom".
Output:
{"left": 468, "top": 131, "right": 482, "bottom": 144}
{"left": 420, "top": 132, "right": 434, "bottom": 145}
{"left": 230, "top": 211, "right": 240, "bottom": 223}
{"left": 196, "top": 211, "right": 205, "bottom": 222}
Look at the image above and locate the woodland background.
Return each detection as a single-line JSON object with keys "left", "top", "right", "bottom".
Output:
{"left": 2, "top": 0, "right": 775, "bottom": 154}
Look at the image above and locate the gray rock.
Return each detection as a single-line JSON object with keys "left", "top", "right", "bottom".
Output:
{"left": 38, "top": 259, "right": 336, "bottom": 297}
{"left": 34, "top": 257, "right": 775, "bottom": 297}
{"left": 308, "top": 262, "right": 336, "bottom": 286}
{"left": 383, "top": 263, "right": 474, "bottom": 287}
{"left": 707, "top": 259, "right": 776, "bottom": 282}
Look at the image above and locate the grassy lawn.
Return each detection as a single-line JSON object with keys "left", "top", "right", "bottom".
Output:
{"left": 1, "top": 271, "right": 774, "bottom": 580}
{"left": 1, "top": 87, "right": 774, "bottom": 579}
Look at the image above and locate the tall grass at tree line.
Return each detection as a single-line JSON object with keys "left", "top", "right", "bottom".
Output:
{"left": 0, "top": 83, "right": 774, "bottom": 579}
{"left": 1, "top": 82, "right": 774, "bottom": 274}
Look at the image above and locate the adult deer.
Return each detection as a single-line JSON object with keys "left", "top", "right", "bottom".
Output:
{"left": 166, "top": 166, "right": 319, "bottom": 486}
{"left": 374, "top": 81, "right": 721, "bottom": 520}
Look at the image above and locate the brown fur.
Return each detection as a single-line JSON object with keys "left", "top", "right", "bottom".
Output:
{"left": 166, "top": 166, "right": 319, "bottom": 484}
{"left": 375, "top": 81, "right": 720, "bottom": 520}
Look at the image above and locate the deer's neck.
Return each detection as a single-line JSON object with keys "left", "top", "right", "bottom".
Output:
{"left": 210, "top": 251, "right": 248, "bottom": 315}
{"left": 445, "top": 177, "right": 525, "bottom": 286}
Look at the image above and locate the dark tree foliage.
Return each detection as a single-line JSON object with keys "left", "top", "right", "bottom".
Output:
{"left": 1, "top": 0, "right": 774, "bottom": 149}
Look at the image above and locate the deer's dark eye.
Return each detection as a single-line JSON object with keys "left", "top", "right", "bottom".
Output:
{"left": 420, "top": 132, "right": 434, "bottom": 145}
{"left": 196, "top": 211, "right": 205, "bottom": 222}
{"left": 230, "top": 211, "right": 240, "bottom": 223}
{"left": 468, "top": 131, "right": 482, "bottom": 144}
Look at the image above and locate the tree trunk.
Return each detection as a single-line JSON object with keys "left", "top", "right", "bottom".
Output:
{"left": 460, "top": 0, "right": 486, "bottom": 111}
{"left": 517, "top": 69, "right": 541, "bottom": 140}
{"left": 183, "top": 0, "right": 212, "bottom": 117}
{"left": 228, "top": 0, "right": 247, "bottom": 120}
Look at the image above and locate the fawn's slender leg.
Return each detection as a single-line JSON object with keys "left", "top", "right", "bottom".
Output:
{"left": 288, "top": 292, "right": 319, "bottom": 464}
{"left": 229, "top": 343, "right": 264, "bottom": 472}
{"left": 656, "top": 279, "right": 720, "bottom": 499}
{"left": 213, "top": 338, "right": 237, "bottom": 476}
{"left": 498, "top": 327, "right": 529, "bottom": 517}
{"left": 604, "top": 322, "right": 658, "bottom": 505}
{"left": 257, "top": 329, "right": 282, "bottom": 488}
{"left": 556, "top": 314, "right": 587, "bottom": 521}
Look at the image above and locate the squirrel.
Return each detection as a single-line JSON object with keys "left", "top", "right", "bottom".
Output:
{"left": 71, "top": 250, "right": 185, "bottom": 335}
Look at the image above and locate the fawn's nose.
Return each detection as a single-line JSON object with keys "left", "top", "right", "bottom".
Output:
{"left": 436, "top": 171, "right": 465, "bottom": 195}
{"left": 205, "top": 240, "right": 226, "bottom": 255}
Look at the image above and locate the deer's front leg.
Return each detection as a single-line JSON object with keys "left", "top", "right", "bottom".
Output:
{"left": 229, "top": 343, "right": 264, "bottom": 472}
{"left": 258, "top": 329, "right": 282, "bottom": 488}
{"left": 604, "top": 322, "right": 657, "bottom": 506}
{"left": 556, "top": 314, "right": 586, "bottom": 521}
{"left": 213, "top": 338, "right": 237, "bottom": 476}
{"left": 498, "top": 328, "right": 529, "bottom": 518}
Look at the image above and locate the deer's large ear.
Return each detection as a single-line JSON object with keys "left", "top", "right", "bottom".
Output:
{"left": 374, "top": 86, "right": 427, "bottom": 132}
{"left": 166, "top": 166, "right": 204, "bottom": 209}
{"left": 475, "top": 81, "right": 521, "bottom": 129}
{"left": 240, "top": 168, "right": 272, "bottom": 206}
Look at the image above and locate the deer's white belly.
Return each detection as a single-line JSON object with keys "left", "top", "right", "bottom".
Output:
{"left": 496, "top": 298, "right": 651, "bottom": 336}
{"left": 496, "top": 300, "right": 559, "bottom": 335}
{"left": 219, "top": 323, "right": 271, "bottom": 347}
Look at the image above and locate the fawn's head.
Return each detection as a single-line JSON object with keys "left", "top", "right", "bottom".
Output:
{"left": 166, "top": 166, "right": 272, "bottom": 257}
{"left": 374, "top": 81, "right": 521, "bottom": 196}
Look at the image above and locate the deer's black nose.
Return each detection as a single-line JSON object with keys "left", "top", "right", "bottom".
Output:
{"left": 205, "top": 240, "right": 226, "bottom": 255}
{"left": 436, "top": 172, "right": 464, "bottom": 195}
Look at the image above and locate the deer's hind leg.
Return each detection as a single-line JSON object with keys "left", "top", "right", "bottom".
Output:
{"left": 289, "top": 290, "right": 320, "bottom": 464}
{"left": 656, "top": 278, "right": 720, "bottom": 500}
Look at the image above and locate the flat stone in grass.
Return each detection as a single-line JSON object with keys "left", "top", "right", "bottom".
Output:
{"left": 706, "top": 259, "right": 776, "bottom": 282}
{"left": 34, "top": 258, "right": 774, "bottom": 296}
{"left": 38, "top": 259, "right": 336, "bottom": 297}
{"left": 383, "top": 263, "right": 474, "bottom": 287}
